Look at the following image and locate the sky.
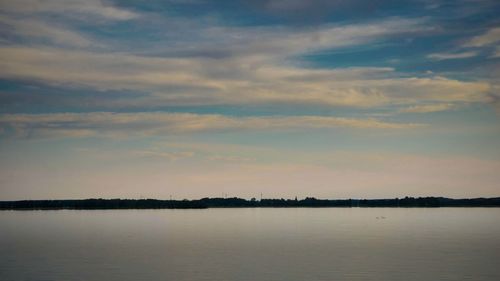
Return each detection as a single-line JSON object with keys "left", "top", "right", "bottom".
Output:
{"left": 0, "top": 0, "right": 499, "bottom": 200}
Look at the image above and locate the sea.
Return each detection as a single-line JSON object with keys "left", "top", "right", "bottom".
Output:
{"left": 1, "top": 208, "right": 499, "bottom": 281}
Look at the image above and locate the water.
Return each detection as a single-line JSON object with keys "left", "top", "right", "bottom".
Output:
{"left": 1, "top": 208, "right": 499, "bottom": 281}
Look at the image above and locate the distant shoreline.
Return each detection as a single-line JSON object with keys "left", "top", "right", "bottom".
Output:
{"left": 1, "top": 197, "right": 500, "bottom": 210}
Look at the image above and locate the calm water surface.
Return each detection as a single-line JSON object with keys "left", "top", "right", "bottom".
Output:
{"left": 1, "top": 208, "right": 499, "bottom": 281}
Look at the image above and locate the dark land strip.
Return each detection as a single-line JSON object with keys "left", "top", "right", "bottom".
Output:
{"left": 1, "top": 197, "right": 500, "bottom": 210}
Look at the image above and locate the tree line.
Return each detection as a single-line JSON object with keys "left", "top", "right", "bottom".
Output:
{"left": 1, "top": 196, "right": 500, "bottom": 210}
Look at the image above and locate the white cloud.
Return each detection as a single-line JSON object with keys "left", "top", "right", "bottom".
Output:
{"left": 0, "top": 0, "right": 138, "bottom": 21}
{"left": 434, "top": 26, "right": 500, "bottom": 60}
{"left": 0, "top": 16, "right": 95, "bottom": 47}
{"left": 134, "top": 150, "right": 195, "bottom": 161}
{"left": 399, "top": 103, "right": 456, "bottom": 113}
{"left": 0, "top": 46, "right": 491, "bottom": 108}
{"left": 195, "top": 18, "right": 428, "bottom": 59}
{"left": 108, "top": 17, "right": 428, "bottom": 62}
{"left": 463, "top": 27, "right": 500, "bottom": 47}
{"left": 0, "top": 112, "right": 425, "bottom": 139}
{"left": 0, "top": 11, "right": 491, "bottom": 112}
{"left": 427, "top": 51, "right": 477, "bottom": 60}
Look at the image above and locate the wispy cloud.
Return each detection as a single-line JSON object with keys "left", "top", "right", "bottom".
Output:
{"left": 463, "top": 27, "right": 500, "bottom": 47}
{"left": 134, "top": 150, "right": 195, "bottom": 161}
{"left": 169, "top": 18, "right": 429, "bottom": 59}
{"left": 426, "top": 26, "right": 500, "bottom": 62}
{"left": 399, "top": 103, "right": 457, "bottom": 113}
{"left": 427, "top": 51, "right": 477, "bottom": 60}
{"left": 0, "top": 112, "right": 425, "bottom": 139}
{"left": 0, "top": 16, "right": 96, "bottom": 48}
{"left": 1, "top": 11, "right": 489, "bottom": 111}
{"left": 0, "top": 46, "right": 491, "bottom": 109}
{"left": 0, "top": 0, "right": 138, "bottom": 21}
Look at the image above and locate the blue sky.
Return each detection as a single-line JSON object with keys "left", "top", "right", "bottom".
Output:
{"left": 0, "top": 0, "right": 499, "bottom": 199}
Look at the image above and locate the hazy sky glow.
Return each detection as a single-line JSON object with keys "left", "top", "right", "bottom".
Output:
{"left": 1, "top": 0, "right": 499, "bottom": 200}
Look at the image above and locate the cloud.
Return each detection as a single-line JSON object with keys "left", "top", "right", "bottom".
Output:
{"left": 427, "top": 51, "right": 477, "bottom": 60}
{"left": 399, "top": 103, "right": 457, "bottom": 113}
{"left": 493, "top": 46, "right": 500, "bottom": 58}
{"left": 463, "top": 27, "right": 500, "bottom": 47}
{"left": 427, "top": 26, "right": 500, "bottom": 61}
{"left": 0, "top": 112, "right": 425, "bottom": 139}
{"left": 188, "top": 18, "right": 428, "bottom": 59}
{"left": 0, "top": 7, "right": 491, "bottom": 113}
{"left": 0, "top": 45, "right": 491, "bottom": 109}
{"left": 0, "top": 16, "right": 95, "bottom": 47}
{"left": 0, "top": 0, "right": 138, "bottom": 21}
{"left": 134, "top": 150, "right": 195, "bottom": 161}
{"left": 246, "top": 0, "right": 411, "bottom": 24}
{"left": 207, "top": 155, "right": 255, "bottom": 163}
